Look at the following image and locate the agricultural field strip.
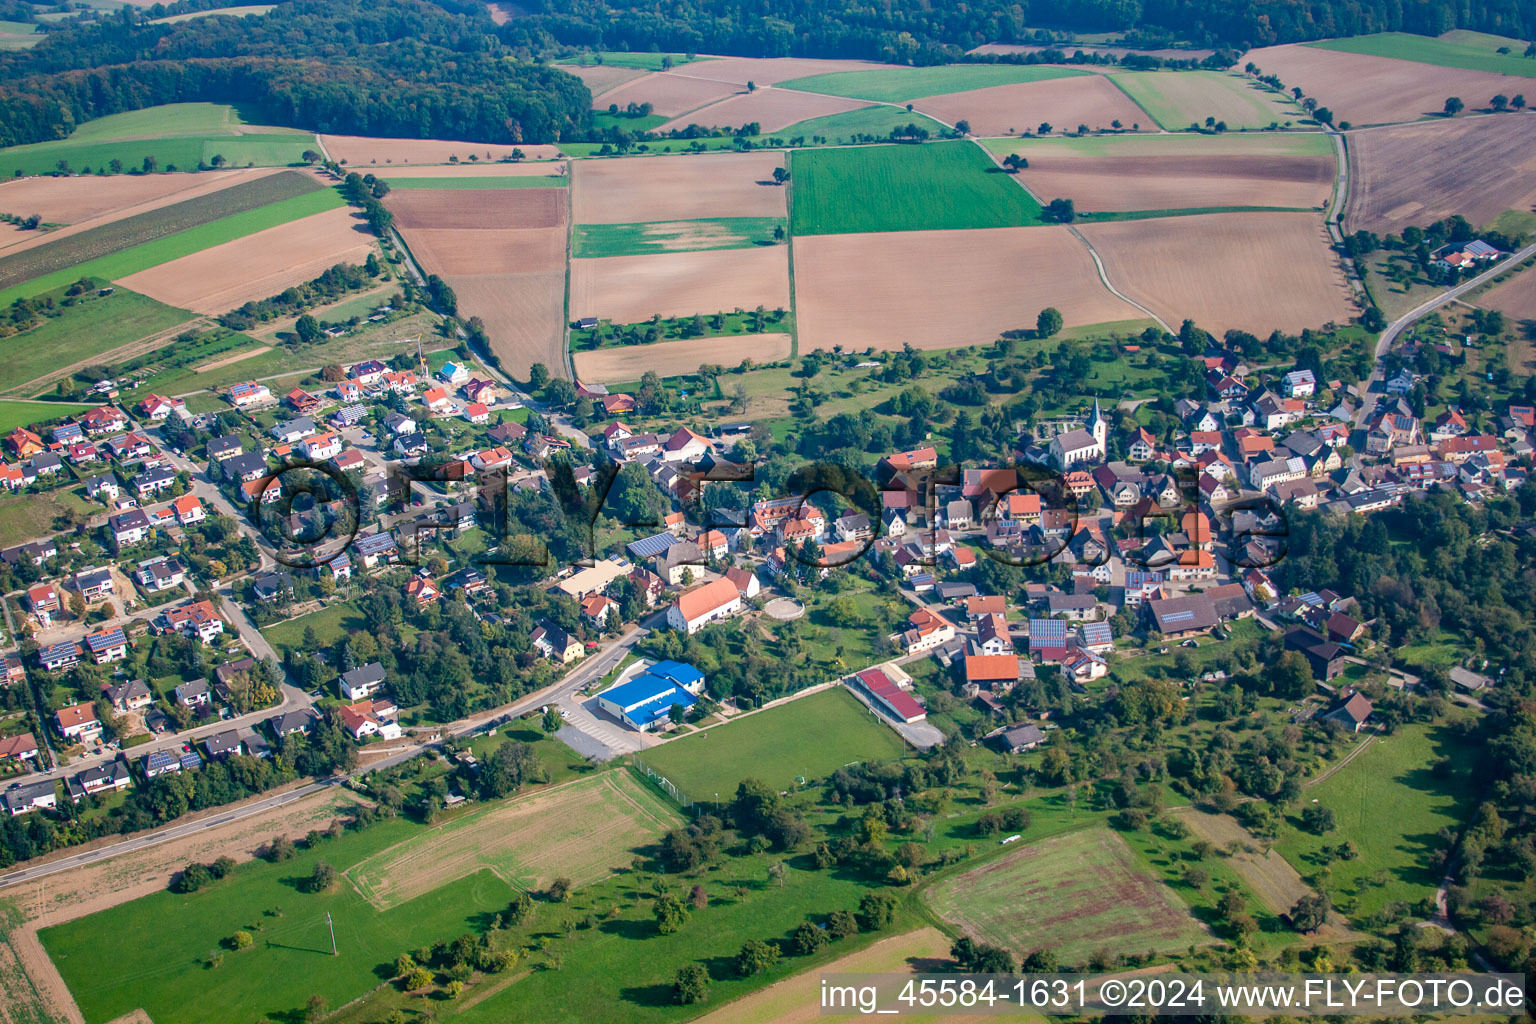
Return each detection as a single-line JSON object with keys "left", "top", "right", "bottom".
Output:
{"left": 1309, "top": 32, "right": 1536, "bottom": 78}
{"left": 0, "top": 170, "right": 326, "bottom": 292}
{"left": 573, "top": 216, "right": 785, "bottom": 257}
{"left": 0, "top": 186, "right": 345, "bottom": 306}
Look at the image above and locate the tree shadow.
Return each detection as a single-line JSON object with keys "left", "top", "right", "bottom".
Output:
{"left": 597, "top": 917, "right": 652, "bottom": 940}
{"left": 620, "top": 981, "right": 678, "bottom": 1007}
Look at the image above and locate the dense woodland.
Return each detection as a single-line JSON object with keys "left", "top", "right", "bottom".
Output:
{"left": 0, "top": 0, "right": 592, "bottom": 149}
{"left": 503, "top": 0, "right": 1536, "bottom": 61}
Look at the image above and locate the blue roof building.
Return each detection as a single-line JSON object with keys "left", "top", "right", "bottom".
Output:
{"left": 597, "top": 661, "right": 705, "bottom": 732}
{"left": 626, "top": 532, "right": 679, "bottom": 560}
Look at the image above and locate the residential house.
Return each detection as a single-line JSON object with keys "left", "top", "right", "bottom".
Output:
{"left": 166, "top": 600, "right": 223, "bottom": 643}
{"left": 339, "top": 662, "right": 387, "bottom": 701}
{"left": 531, "top": 622, "right": 584, "bottom": 662}
{"left": 84, "top": 626, "right": 129, "bottom": 664}
{"left": 175, "top": 679, "right": 211, "bottom": 708}
{"left": 104, "top": 678, "right": 152, "bottom": 713}
{"left": 55, "top": 702, "right": 102, "bottom": 742}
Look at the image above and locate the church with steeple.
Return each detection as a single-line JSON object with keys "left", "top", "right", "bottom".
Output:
{"left": 1048, "top": 397, "right": 1108, "bottom": 471}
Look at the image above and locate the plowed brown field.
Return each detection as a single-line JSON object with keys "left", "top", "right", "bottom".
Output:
{"left": 915, "top": 75, "right": 1151, "bottom": 136}
{"left": 319, "top": 134, "right": 561, "bottom": 166}
{"left": 400, "top": 226, "right": 566, "bottom": 275}
{"left": 386, "top": 187, "right": 566, "bottom": 230}
{"left": 573, "top": 150, "right": 787, "bottom": 223}
{"left": 583, "top": 72, "right": 741, "bottom": 117}
{"left": 993, "top": 134, "right": 1334, "bottom": 212}
{"left": 658, "top": 87, "right": 868, "bottom": 133}
{"left": 1241, "top": 44, "right": 1532, "bottom": 126}
{"left": 669, "top": 56, "right": 893, "bottom": 86}
{"left": 1077, "top": 210, "right": 1356, "bottom": 335}
{"left": 794, "top": 225, "right": 1140, "bottom": 351}
{"left": 117, "top": 206, "right": 377, "bottom": 314}
{"left": 574, "top": 332, "right": 791, "bottom": 383}
{"left": 1478, "top": 265, "right": 1536, "bottom": 321}
{"left": 1345, "top": 115, "right": 1536, "bottom": 233}
{"left": 570, "top": 244, "right": 790, "bottom": 323}
{"left": 445, "top": 271, "right": 566, "bottom": 378}
{"left": 563, "top": 63, "right": 649, "bottom": 97}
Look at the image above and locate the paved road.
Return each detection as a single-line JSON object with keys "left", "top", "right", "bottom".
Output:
{"left": 1350, "top": 242, "right": 1536, "bottom": 463}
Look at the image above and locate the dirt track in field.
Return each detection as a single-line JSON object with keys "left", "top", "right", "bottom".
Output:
{"left": 658, "top": 87, "right": 868, "bottom": 133}
{"left": 1242, "top": 44, "right": 1533, "bottom": 126}
{"left": 793, "top": 224, "right": 1140, "bottom": 352}
{"left": 915, "top": 75, "right": 1150, "bottom": 136}
{"left": 570, "top": 244, "right": 790, "bottom": 324}
{"left": 1076, "top": 210, "right": 1356, "bottom": 335}
{"left": 117, "top": 206, "right": 378, "bottom": 314}
{"left": 319, "top": 134, "right": 561, "bottom": 167}
{"left": 573, "top": 150, "right": 788, "bottom": 224}
{"left": 574, "top": 332, "right": 790, "bottom": 383}
{"left": 1345, "top": 114, "right": 1536, "bottom": 234}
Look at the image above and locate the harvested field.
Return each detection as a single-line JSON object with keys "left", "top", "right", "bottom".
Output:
{"left": 658, "top": 86, "right": 868, "bottom": 133}
{"left": 319, "top": 134, "right": 560, "bottom": 166}
{"left": 1077, "top": 211, "right": 1355, "bottom": 335}
{"left": 1344, "top": 115, "right": 1536, "bottom": 234}
{"left": 0, "top": 169, "right": 326, "bottom": 292}
{"left": 346, "top": 773, "right": 678, "bottom": 909}
{"left": 563, "top": 62, "right": 649, "bottom": 96}
{"left": 793, "top": 225, "right": 1139, "bottom": 351}
{"left": 574, "top": 332, "right": 790, "bottom": 383}
{"left": 1311, "top": 31, "right": 1536, "bottom": 78}
{"left": 989, "top": 133, "right": 1334, "bottom": 212}
{"left": 779, "top": 63, "right": 1088, "bottom": 103}
{"left": 1477, "top": 264, "right": 1536, "bottom": 321}
{"left": 445, "top": 271, "right": 565, "bottom": 378}
{"left": 367, "top": 159, "right": 565, "bottom": 179}
{"left": 1108, "top": 70, "right": 1302, "bottom": 130}
{"left": 385, "top": 186, "right": 566, "bottom": 230}
{"left": 1241, "top": 43, "right": 1531, "bottom": 126}
{"left": 924, "top": 827, "right": 1211, "bottom": 962}
{"left": 573, "top": 150, "right": 786, "bottom": 224}
{"left": 583, "top": 72, "right": 742, "bottom": 117}
{"left": 117, "top": 205, "right": 377, "bottom": 314}
{"left": 914, "top": 74, "right": 1151, "bottom": 137}
{"left": 569, "top": 244, "right": 790, "bottom": 324}
{"left": 0, "top": 167, "right": 279, "bottom": 235}
{"left": 401, "top": 226, "right": 566, "bottom": 275}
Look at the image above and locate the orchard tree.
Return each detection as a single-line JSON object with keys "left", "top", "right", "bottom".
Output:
{"left": 674, "top": 963, "right": 709, "bottom": 1003}
{"left": 1444, "top": 96, "right": 1464, "bottom": 116}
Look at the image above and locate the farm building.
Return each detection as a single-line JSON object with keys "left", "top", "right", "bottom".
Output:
{"left": 666, "top": 577, "right": 742, "bottom": 634}
{"left": 848, "top": 667, "right": 926, "bottom": 724}
{"left": 597, "top": 661, "right": 706, "bottom": 731}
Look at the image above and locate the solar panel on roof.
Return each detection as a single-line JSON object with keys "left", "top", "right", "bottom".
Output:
{"left": 1160, "top": 610, "right": 1196, "bottom": 624}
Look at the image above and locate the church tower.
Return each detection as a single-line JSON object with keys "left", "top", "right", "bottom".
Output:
{"left": 1088, "top": 396, "right": 1106, "bottom": 451}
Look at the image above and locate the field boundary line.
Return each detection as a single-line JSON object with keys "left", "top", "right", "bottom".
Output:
{"left": 1065, "top": 225, "right": 1174, "bottom": 334}
{"left": 784, "top": 149, "right": 801, "bottom": 357}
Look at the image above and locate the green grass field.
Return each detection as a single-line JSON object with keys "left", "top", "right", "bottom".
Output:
{"left": 638, "top": 686, "right": 909, "bottom": 801}
{"left": 347, "top": 773, "right": 679, "bottom": 908}
{"left": 0, "top": 399, "right": 96, "bottom": 434}
{"left": 0, "top": 169, "right": 326, "bottom": 294}
{"left": 556, "top": 52, "right": 712, "bottom": 70}
{"left": 0, "top": 473, "right": 91, "bottom": 546}
{"left": 151, "top": 4, "right": 275, "bottom": 23}
{"left": 0, "top": 102, "right": 318, "bottom": 178}
{"left": 0, "top": 285, "right": 194, "bottom": 394}
{"left": 1275, "top": 720, "right": 1479, "bottom": 920}
{"left": 779, "top": 64, "right": 1086, "bottom": 103}
{"left": 789, "top": 141, "right": 1041, "bottom": 234}
{"left": 0, "top": 186, "right": 344, "bottom": 306}
{"left": 924, "top": 826, "right": 1212, "bottom": 962}
{"left": 1109, "top": 70, "right": 1302, "bottom": 130}
{"left": 261, "top": 602, "right": 366, "bottom": 650}
{"left": 574, "top": 217, "right": 785, "bottom": 257}
{"left": 383, "top": 174, "right": 568, "bottom": 189}
{"left": 39, "top": 817, "right": 515, "bottom": 1024}
{"left": 1310, "top": 31, "right": 1536, "bottom": 78}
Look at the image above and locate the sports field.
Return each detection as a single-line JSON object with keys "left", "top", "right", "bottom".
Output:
{"left": 1310, "top": 31, "right": 1536, "bottom": 77}
{"left": 924, "top": 827, "right": 1211, "bottom": 962}
{"left": 39, "top": 818, "right": 514, "bottom": 1024}
{"left": 638, "top": 686, "right": 909, "bottom": 801}
{"left": 0, "top": 285, "right": 194, "bottom": 394}
{"left": 1275, "top": 721, "right": 1479, "bottom": 919}
{"left": 0, "top": 103, "right": 317, "bottom": 178}
{"left": 347, "top": 772, "right": 680, "bottom": 909}
{"left": 1109, "top": 70, "right": 1303, "bottom": 129}
{"left": 574, "top": 217, "right": 785, "bottom": 257}
{"left": 0, "top": 185, "right": 343, "bottom": 305}
{"left": 789, "top": 142, "right": 1041, "bottom": 234}
{"left": 778, "top": 63, "right": 1087, "bottom": 103}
